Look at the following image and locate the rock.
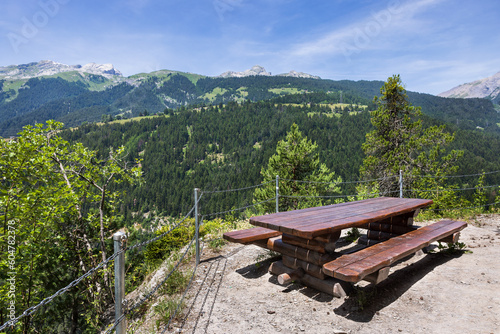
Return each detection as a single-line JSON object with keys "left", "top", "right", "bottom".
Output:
{"left": 438, "top": 71, "right": 500, "bottom": 101}
{"left": 0, "top": 60, "right": 123, "bottom": 79}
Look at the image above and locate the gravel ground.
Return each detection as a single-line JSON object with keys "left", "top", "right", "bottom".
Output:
{"left": 137, "top": 215, "right": 500, "bottom": 334}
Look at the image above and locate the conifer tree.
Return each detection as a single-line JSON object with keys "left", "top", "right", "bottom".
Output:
{"left": 359, "top": 75, "right": 463, "bottom": 198}
{"left": 254, "top": 123, "right": 342, "bottom": 212}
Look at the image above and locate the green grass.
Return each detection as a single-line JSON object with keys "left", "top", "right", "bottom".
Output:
{"left": 200, "top": 87, "right": 228, "bottom": 101}
{"left": 128, "top": 70, "right": 205, "bottom": 84}
{"left": 96, "top": 114, "right": 164, "bottom": 126}
{"left": 269, "top": 87, "right": 304, "bottom": 95}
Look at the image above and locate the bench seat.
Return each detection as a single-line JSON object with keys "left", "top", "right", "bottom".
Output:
{"left": 223, "top": 227, "right": 282, "bottom": 245}
{"left": 322, "top": 220, "right": 467, "bottom": 283}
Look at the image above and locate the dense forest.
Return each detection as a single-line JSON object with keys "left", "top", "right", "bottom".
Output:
{"left": 62, "top": 98, "right": 500, "bottom": 222}
{"left": 1, "top": 73, "right": 499, "bottom": 137}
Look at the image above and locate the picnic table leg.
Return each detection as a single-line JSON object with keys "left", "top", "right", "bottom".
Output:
{"left": 269, "top": 261, "right": 351, "bottom": 298}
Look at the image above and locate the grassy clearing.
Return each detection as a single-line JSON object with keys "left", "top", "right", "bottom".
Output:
{"left": 269, "top": 87, "right": 305, "bottom": 95}
{"left": 128, "top": 71, "right": 205, "bottom": 84}
{"left": 200, "top": 87, "right": 228, "bottom": 101}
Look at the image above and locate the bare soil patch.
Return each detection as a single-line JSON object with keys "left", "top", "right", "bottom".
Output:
{"left": 167, "top": 215, "right": 500, "bottom": 333}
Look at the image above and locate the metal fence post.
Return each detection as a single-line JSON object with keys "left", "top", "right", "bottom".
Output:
{"left": 276, "top": 175, "right": 279, "bottom": 213}
{"left": 113, "top": 231, "right": 127, "bottom": 334}
{"left": 194, "top": 188, "right": 200, "bottom": 265}
{"left": 399, "top": 170, "right": 403, "bottom": 198}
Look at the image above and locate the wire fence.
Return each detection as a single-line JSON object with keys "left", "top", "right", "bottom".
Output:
{"left": 3, "top": 169, "right": 500, "bottom": 333}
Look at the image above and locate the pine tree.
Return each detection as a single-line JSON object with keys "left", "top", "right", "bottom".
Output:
{"left": 254, "top": 123, "right": 342, "bottom": 212}
{"left": 359, "top": 75, "right": 463, "bottom": 198}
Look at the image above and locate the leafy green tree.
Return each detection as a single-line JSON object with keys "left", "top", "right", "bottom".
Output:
{"left": 0, "top": 121, "right": 141, "bottom": 333}
{"left": 254, "top": 123, "right": 342, "bottom": 212}
{"left": 359, "top": 75, "right": 463, "bottom": 199}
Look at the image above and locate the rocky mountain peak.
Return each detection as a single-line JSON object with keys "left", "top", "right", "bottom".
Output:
{"left": 0, "top": 60, "right": 122, "bottom": 80}
{"left": 278, "top": 70, "right": 321, "bottom": 79}
{"left": 438, "top": 71, "right": 500, "bottom": 101}
{"left": 218, "top": 65, "right": 272, "bottom": 78}
{"left": 217, "top": 65, "right": 319, "bottom": 79}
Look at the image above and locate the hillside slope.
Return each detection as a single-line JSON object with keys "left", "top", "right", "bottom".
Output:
{"left": 439, "top": 71, "right": 500, "bottom": 104}
{"left": 1, "top": 61, "right": 499, "bottom": 136}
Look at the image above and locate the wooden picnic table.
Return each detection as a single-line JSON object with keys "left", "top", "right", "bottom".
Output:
{"left": 223, "top": 197, "right": 467, "bottom": 297}
{"left": 249, "top": 197, "right": 432, "bottom": 239}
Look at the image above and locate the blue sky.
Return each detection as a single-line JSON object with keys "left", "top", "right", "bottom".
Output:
{"left": 1, "top": 0, "right": 499, "bottom": 95}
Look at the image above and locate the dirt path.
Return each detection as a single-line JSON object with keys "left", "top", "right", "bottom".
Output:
{"left": 172, "top": 215, "right": 500, "bottom": 334}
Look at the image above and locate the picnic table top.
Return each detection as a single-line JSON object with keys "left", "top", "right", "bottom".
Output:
{"left": 249, "top": 197, "right": 433, "bottom": 239}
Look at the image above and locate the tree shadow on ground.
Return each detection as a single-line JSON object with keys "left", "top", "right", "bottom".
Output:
{"left": 333, "top": 252, "right": 464, "bottom": 322}
{"left": 235, "top": 255, "right": 282, "bottom": 279}
{"left": 267, "top": 275, "right": 335, "bottom": 302}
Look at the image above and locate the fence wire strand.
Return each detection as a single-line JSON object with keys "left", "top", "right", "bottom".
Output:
{"left": 407, "top": 184, "right": 499, "bottom": 194}
{"left": 105, "top": 236, "right": 196, "bottom": 333}
{"left": 163, "top": 261, "right": 198, "bottom": 332}
{"left": 425, "top": 201, "right": 500, "bottom": 212}
{"left": 413, "top": 170, "right": 500, "bottom": 179}
{"left": 282, "top": 174, "right": 398, "bottom": 185}
{"left": 201, "top": 180, "right": 274, "bottom": 194}
{"left": 202, "top": 197, "right": 276, "bottom": 219}
{"left": 0, "top": 250, "right": 124, "bottom": 331}
{"left": 128, "top": 196, "right": 200, "bottom": 251}
{"left": 280, "top": 189, "right": 401, "bottom": 200}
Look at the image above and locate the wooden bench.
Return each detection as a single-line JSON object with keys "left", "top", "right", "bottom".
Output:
{"left": 223, "top": 227, "right": 281, "bottom": 247}
{"left": 322, "top": 220, "right": 467, "bottom": 283}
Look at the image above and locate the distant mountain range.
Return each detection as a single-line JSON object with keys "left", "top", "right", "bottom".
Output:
{"left": 439, "top": 71, "right": 500, "bottom": 104}
{"left": 0, "top": 60, "right": 499, "bottom": 137}
{"left": 0, "top": 60, "right": 319, "bottom": 81}
{"left": 0, "top": 60, "right": 123, "bottom": 80}
{"left": 218, "top": 65, "right": 320, "bottom": 79}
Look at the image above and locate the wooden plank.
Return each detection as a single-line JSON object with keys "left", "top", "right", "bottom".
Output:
{"left": 275, "top": 198, "right": 402, "bottom": 234}
{"left": 283, "top": 255, "right": 326, "bottom": 280}
{"left": 361, "top": 222, "right": 418, "bottom": 235}
{"left": 281, "top": 198, "right": 427, "bottom": 231}
{"left": 373, "top": 210, "right": 419, "bottom": 226}
{"left": 322, "top": 220, "right": 467, "bottom": 282}
{"left": 250, "top": 199, "right": 365, "bottom": 227}
{"left": 268, "top": 261, "right": 350, "bottom": 297}
{"left": 326, "top": 222, "right": 446, "bottom": 272}
{"left": 278, "top": 268, "right": 305, "bottom": 285}
{"left": 439, "top": 232, "right": 461, "bottom": 243}
{"left": 295, "top": 199, "right": 432, "bottom": 238}
{"left": 223, "top": 227, "right": 281, "bottom": 244}
{"left": 269, "top": 239, "right": 337, "bottom": 266}
{"left": 250, "top": 197, "right": 400, "bottom": 231}
{"left": 282, "top": 233, "right": 339, "bottom": 254}
{"left": 363, "top": 267, "right": 390, "bottom": 284}
{"left": 328, "top": 220, "right": 466, "bottom": 280}
{"left": 367, "top": 230, "right": 399, "bottom": 241}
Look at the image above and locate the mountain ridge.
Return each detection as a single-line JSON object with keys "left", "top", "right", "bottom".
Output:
{"left": 1, "top": 60, "right": 499, "bottom": 137}
{"left": 438, "top": 71, "right": 500, "bottom": 103}
{"left": 217, "top": 65, "right": 320, "bottom": 79}
{"left": 0, "top": 60, "right": 321, "bottom": 81}
{"left": 0, "top": 60, "right": 123, "bottom": 80}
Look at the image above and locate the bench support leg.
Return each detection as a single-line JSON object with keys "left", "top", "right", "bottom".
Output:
{"left": 363, "top": 267, "right": 390, "bottom": 284}
{"left": 269, "top": 261, "right": 351, "bottom": 298}
{"left": 438, "top": 232, "right": 461, "bottom": 244}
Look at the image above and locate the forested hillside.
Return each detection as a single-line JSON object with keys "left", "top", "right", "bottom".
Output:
{"left": 1, "top": 72, "right": 499, "bottom": 137}
{"left": 62, "top": 99, "right": 500, "bottom": 221}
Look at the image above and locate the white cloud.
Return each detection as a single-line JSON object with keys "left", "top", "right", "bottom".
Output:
{"left": 290, "top": 0, "right": 445, "bottom": 58}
